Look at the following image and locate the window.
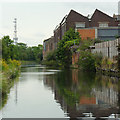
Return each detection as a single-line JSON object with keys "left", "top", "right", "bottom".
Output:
{"left": 75, "top": 22, "right": 85, "bottom": 28}
{"left": 99, "top": 22, "right": 108, "bottom": 27}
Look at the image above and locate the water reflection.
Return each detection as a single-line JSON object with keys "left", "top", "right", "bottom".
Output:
{"left": 43, "top": 69, "right": 120, "bottom": 118}
{"left": 1, "top": 66, "right": 120, "bottom": 119}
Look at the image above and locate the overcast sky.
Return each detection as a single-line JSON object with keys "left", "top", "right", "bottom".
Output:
{"left": 0, "top": 0, "right": 120, "bottom": 46}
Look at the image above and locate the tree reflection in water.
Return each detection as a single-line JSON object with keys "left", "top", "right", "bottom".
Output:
{"left": 43, "top": 69, "right": 120, "bottom": 119}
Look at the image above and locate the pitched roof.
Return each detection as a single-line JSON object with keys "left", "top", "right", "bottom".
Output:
{"left": 91, "top": 9, "right": 115, "bottom": 19}
{"left": 68, "top": 9, "right": 88, "bottom": 19}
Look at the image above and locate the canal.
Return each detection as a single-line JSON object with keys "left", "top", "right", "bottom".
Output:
{"left": 1, "top": 65, "right": 120, "bottom": 118}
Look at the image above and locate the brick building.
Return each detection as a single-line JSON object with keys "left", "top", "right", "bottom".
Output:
{"left": 43, "top": 36, "right": 54, "bottom": 59}
{"left": 43, "top": 9, "right": 120, "bottom": 59}
{"left": 54, "top": 9, "right": 89, "bottom": 48}
{"left": 90, "top": 9, "right": 118, "bottom": 27}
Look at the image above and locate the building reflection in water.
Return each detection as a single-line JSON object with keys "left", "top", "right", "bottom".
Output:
{"left": 43, "top": 69, "right": 120, "bottom": 119}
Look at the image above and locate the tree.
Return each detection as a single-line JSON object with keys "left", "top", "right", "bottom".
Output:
{"left": 2, "top": 36, "right": 14, "bottom": 61}
{"left": 17, "top": 43, "right": 27, "bottom": 60}
{"left": 56, "top": 28, "right": 81, "bottom": 68}
{"left": 37, "top": 44, "right": 43, "bottom": 63}
{"left": 1, "top": 36, "right": 43, "bottom": 63}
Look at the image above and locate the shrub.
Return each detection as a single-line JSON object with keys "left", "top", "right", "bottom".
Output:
{"left": 78, "top": 51, "right": 96, "bottom": 71}
{"left": 45, "top": 51, "right": 57, "bottom": 61}
{"left": 43, "top": 51, "right": 58, "bottom": 67}
{"left": 2, "top": 59, "right": 21, "bottom": 79}
{"left": 101, "top": 57, "right": 115, "bottom": 70}
{"left": 94, "top": 53, "right": 103, "bottom": 68}
{"left": 1, "top": 59, "right": 21, "bottom": 107}
{"left": 2, "top": 59, "right": 8, "bottom": 71}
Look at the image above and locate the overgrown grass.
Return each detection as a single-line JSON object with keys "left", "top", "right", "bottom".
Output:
{"left": 0, "top": 59, "right": 21, "bottom": 109}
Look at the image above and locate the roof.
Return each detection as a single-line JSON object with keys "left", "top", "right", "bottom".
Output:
{"left": 91, "top": 9, "right": 115, "bottom": 20}
{"left": 54, "top": 9, "right": 89, "bottom": 31}
{"left": 43, "top": 36, "right": 54, "bottom": 42}
{"left": 68, "top": 9, "right": 88, "bottom": 19}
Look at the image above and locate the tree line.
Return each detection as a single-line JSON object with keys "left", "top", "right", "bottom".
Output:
{"left": 1, "top": 36, "right": 43, "bottom": 63}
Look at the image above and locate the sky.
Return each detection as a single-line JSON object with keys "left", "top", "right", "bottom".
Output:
{"left": 0, "top": 0, "right": 120, "bottom": 46}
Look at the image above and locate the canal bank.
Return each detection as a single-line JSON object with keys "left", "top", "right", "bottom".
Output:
{"left": 1, "top": 59, "right": 21, "bottom": 109}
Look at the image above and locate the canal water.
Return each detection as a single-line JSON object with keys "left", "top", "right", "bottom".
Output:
{"left": 1, "top": 65, "right": 120, "bottom": 118}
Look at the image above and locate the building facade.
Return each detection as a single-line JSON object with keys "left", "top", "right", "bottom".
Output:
{"left": 43, "top": 9, "right": 120, "bottom": 59}
{"left": 43, "top": 36, "right": 54, "bottom": 59}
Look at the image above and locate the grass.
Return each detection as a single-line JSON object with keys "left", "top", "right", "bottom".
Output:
{"left": 0, "top": 59, "right": 21, "bottom": 109}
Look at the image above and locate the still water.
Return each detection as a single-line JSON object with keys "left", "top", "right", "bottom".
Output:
{"left": 1, "top": 65, "right": 120, "bottom": 118}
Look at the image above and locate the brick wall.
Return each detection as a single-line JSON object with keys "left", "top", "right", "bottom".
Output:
{"left": 43, "top": 36, "right": 54, "bottom": 60}
{"left": 77, "top": 29, "right": 95, "bottom": 40}
{"left": 66, "top": 10, "right": 89, "bottom": 30}
{"left": 72, "top": 52, "right": 80, "bottom": 66}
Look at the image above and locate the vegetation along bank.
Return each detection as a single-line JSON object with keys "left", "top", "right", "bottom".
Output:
{"left": 43, "top": 28, "right": 120, "bottom": 78}
{"left": 0, "top": 35, "right": 43, "bottom": 108}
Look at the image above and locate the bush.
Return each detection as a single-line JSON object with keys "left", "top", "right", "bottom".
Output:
{"left": 43, "top": 51, "right": 58, "bottom": 67}
{"left": 45, "top": 51, "right": 57, "bottom": 61}
{"left": 78, "top": 51, "right": 96, "bottom": 71}
{"left": 101, "top": 57, "right": 115, "bottom": 70}
{"left": 2, "top": 59, "right": 8, "bottom": 71}
{"left": 94, "top": 53, "right": 103, "bottom": 68}
{"left": 2, "top": 59, "right": 21, "bottom": 79}
{"left": 0, "top": 59, "right": 21, "bottom": 109}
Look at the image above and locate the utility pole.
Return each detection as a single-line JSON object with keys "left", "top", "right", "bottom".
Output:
{"left": 13, "top": 18, "right": 18, "bottom": 45}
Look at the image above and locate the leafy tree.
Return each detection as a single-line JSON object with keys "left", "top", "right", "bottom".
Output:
{"left": 17, "top": 43, "right": 27, "bottom": 60}
{"left": 2, "top": 36, "right": 14, "bottom": 61}
{"left": 56, "top": 28, "right": 81, "bottom": 68}
{"left": 1, "top": 36, "right": 43, "bottom": 63}
{"left": 37, "top": 44, "right": 43, "bottom": 62}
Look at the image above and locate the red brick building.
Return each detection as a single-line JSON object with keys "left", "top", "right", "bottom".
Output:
{"left": 54, "top": 9, "right": 90, "bottom": 49}
{"left": 43, "top": 9, "right": 119, "bottom": 59}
